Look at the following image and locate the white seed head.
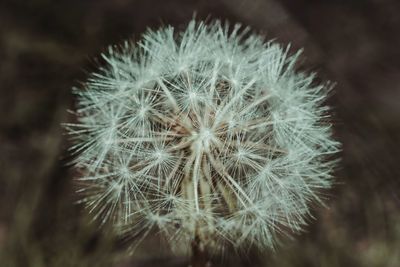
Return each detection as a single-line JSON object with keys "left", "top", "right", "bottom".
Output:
{"left": 66, "top": 20, "right": 340, "bottom": 253}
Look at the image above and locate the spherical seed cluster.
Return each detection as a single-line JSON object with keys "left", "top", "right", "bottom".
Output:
{"left": 66, "top": 20, "right": 339, "bottom": 252}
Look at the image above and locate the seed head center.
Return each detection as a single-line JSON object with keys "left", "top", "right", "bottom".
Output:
{"left": 193, "top": 127, "right": 214, "bottom": 147}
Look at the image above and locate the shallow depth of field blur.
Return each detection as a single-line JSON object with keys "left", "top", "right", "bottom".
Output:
{"left": 0, "top": 0, "right": 399, "bottom": 266}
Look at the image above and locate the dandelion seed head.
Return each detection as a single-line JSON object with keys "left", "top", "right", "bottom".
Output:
{"left": 66, "top": 19, "right": 340, "bottom": 253}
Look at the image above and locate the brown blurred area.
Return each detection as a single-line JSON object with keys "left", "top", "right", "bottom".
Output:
{"left": 0, "top": 0, "right": 399, "bottom": 266}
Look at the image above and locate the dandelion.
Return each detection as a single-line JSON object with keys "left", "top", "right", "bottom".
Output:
{"left": 65, "top": 20, "right": 339, "bottom": 265}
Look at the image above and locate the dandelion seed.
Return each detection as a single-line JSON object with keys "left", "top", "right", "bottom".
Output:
{"left": 66, "top": 19, "right": 340, "bottom": 259}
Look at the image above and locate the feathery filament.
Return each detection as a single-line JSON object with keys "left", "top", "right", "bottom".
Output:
{"left": 66, "top": 20, "right": 339, "bottom": 253}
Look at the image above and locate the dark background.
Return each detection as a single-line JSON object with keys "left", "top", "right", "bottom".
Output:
{"left": 0, "top": 0, "right": 399, "bottom": 266}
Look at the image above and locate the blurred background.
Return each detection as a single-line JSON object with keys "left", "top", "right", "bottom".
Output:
{"left": 0, "top": 0, "right": 399, "bottom": 266}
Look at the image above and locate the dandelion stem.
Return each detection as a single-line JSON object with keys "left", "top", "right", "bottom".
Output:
{"left": 190, "top": 235, "right": 210, "bottom": 267}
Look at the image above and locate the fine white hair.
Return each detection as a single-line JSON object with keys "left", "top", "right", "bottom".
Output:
{"left": 66, "top": 20, "right": 340, "bottom": 253}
